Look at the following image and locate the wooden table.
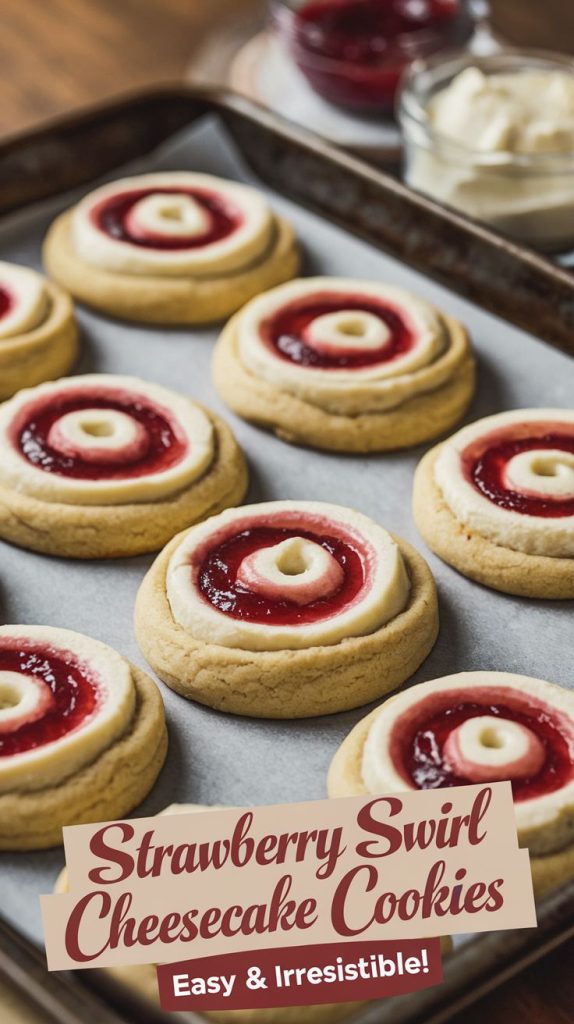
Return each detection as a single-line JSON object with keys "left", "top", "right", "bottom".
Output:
{"left": 0, "top": 2, "right": 573, "bottom": 1023}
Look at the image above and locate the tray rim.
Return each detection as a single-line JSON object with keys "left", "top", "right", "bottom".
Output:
{"left": 0, "top": 81, "right": 572, "bottom": 356}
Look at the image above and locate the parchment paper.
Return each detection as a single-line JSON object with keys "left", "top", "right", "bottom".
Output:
{"left": 0, "top": 116, "right": 572, "bottom": 953}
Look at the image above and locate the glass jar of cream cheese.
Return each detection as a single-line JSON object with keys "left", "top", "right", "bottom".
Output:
{"left": 398, "top": 51, "right": 574, "bottom": 252}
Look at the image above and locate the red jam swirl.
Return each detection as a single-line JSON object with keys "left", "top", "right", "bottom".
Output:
{"left": 0, "top": 287, "right": 13, "bottom": 321}
{"left": 262, "top": 294, "right": 415, "bottom": 369}
{"left": 13, "top": 391, "right": 187, "bottom": 480}
{"left": 198, "top": 525, "right": 364, "bottom": 624}
{"left": 392, "top": 694, "right": 574, "bottom": 801}
{"left": 279, "top": 0, "right": 473, "bottom": 111}
{"left": 0, "top": 644, "right": 99, "bottom": 757}
{"left": 92, "top": 188, "right": 241, "bottom": 250}
{"left": 462, "top": 430, "right": 574, "bottom": 518}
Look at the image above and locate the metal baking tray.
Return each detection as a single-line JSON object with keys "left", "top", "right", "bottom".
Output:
{"left": 0, "top": 86, "right": 572, "bottom": 1024}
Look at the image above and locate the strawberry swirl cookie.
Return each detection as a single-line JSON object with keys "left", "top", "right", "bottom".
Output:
{"left": 329, "top": 671, "right": 574, "bottom": 899}
{"left": 0, "top": 625, "right": 167, "bottom": 850}
{"left": 135, "top": 500, "right": 438, "bottom": 718}
{"left": 0, "top": 261, "right": 78, "bottom": 400}
{"left": 0, "top": 374, "right": 247, "bottom": 558}
{"left": 413, "top": 409, "right": 574, "bottom": 598}
{"left": 212, "top": 277, "right": 475, "bottom": 452}
{"left": 43, "top": 172, "right": 299, "bottom": 324}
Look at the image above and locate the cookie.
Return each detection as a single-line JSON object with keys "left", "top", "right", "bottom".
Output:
{"left": 0, "top": 625, "right": 167, "bottom": 850}
{"left": 135, "top": 500, "right": 439, "bottom": 718}
{"left": 328, "top": 671, "right": 574, "bottom": 899}
{"left": 0, "top": 374, "right": 248, "bottom": 558}
{"left": 43, "top": 172, "right": 300, "bottom": 324}
{"left": 213, "top": 277, "right": 475, "bottom": 452}
{"left": 55, "top": 803, "right": 368, "bottom": 1024}
{"left": 0, "top": 261, "right": 78, "bottom": 400}
{"left": 413, "top": 409, "right": 574, "bottom": 598}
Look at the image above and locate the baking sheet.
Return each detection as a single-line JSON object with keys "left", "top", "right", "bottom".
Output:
{"left": 0, "top": 114, "right": 572, "bottom": 967}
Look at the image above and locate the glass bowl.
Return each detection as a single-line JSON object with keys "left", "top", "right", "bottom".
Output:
{"left": 398, "top": 50, "right": 574, "bottom": 252}
{"left": 270, "top": 0, "right": 476, "bottom": 113}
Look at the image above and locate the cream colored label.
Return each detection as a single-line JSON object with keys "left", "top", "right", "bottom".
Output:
{"left": 41, "top": 784, "right": 535, "bottom": 970}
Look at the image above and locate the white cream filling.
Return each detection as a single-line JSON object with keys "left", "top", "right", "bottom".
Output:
{"left": 0, "top": 374, "right": 214, "bottom": 506}
{"left": 236, "top": 277, "right": 449, "bottom": 414}
{"left": 442, "top": 715, "right": 545, "bottom": 783}
{"left": 124, "top": 193, "right": 211, "bottom": 241}
{"left": 434, "top": 408, "right": 574, "bottom": 558}
{"left": 407, "top": 67, "right": 574, "bottom": 250}
{"left": 0, "top": 262, "right": 48, "bottom": 341}
{"left": 167, "top": 500, "right": 410, "bottom": 651}
{"left": 72, "top": 172, "right": 274, "bottom": 277}
{"left": 0, "top": 626, "right": 135, "bottom": 793}
{"left": 236, "top": 536, "right": 344, "bottom": 606}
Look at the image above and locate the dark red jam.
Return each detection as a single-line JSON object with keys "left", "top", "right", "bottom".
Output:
{"left": 0, "top": 644, "right": 99, "bottom": 756}
{"left": 14, "top": 391, "right": 187, "bottom": 480}
{"left": 263, "top": 294, "right": 415, "bottom": 369}
{"left": 0, "top": 287, "right": 12, "bottom": 320}
{"left": 198, "top": 525, "right": 364, "bottom": 624}
{"left": 92, "top": 188, "right": 241, "bottom": 249}
{"left": 278, "top": 0, "right": 473, "bottom": 111}
{"left": 463, "top": 430, "right": 574, "bottom": 518}
{"left": 392, "top": 693, "right": 574, "bottom": 802}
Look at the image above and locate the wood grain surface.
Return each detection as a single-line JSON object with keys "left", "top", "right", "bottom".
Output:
{"left": 0, "top": 2, "right": 572, "bottom": 1023}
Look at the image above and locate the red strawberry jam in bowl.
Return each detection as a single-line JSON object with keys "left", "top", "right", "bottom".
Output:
{"left": 360, "top": 672, "right": 574, "bottom": 851}
{"left": 0, "top": 374, "right": 214, "bottom": 507}
{"left": 166, "top": 500, "right": 411, "bottom": 651}
{"left": 272, "top": 0, "right": 475, "bottom": 112}
{"left": 0, "top": 626, "right": 134, "bottom": 794}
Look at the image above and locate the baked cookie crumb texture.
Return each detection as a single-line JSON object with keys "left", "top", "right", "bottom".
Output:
{"left": 0, "top": 625, "right": 167, "bottom": 850}
{"left": 0, "top": 260, "right": 78, "bottom": 400}
{"left": 135, "top": 499, "right": 439, "bottom": 718}
{"left": 328, "top": 671, "right": 574, "bottom": 899}
{"left": 43, "top": 172, "right": 299, "bottom": 324}
{"left": 213, "top": 277, "right": 475, "bottom": 452}
{"left": 413, "top": 408, "right": 574, "bottom": 598}
{"left": 0, "top": 373, "right": 248, "bottom": 558}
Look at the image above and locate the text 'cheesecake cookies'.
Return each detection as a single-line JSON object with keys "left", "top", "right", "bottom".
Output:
{"left": 0, "top": 261, "right": 78, "bottom": 400}
{"left": 0, "top": 374, "right": 247, "bottom": 559}
{"left": 213, "top": 277, "right": 475, "bottom": 452}
{"left": 328, "top": 671, "right": 574, "bottom": 899}
{"left": 0, "top": 625, "right": 167, "bottom": 850}
{"left": 413, "top": 408, "right": 574, "bottom": 598}
{"left": 135, "top": 500, "right": 439, "bottom": 718}
{"left": 43, "top": 172, "right": 300, "bottom": 324}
